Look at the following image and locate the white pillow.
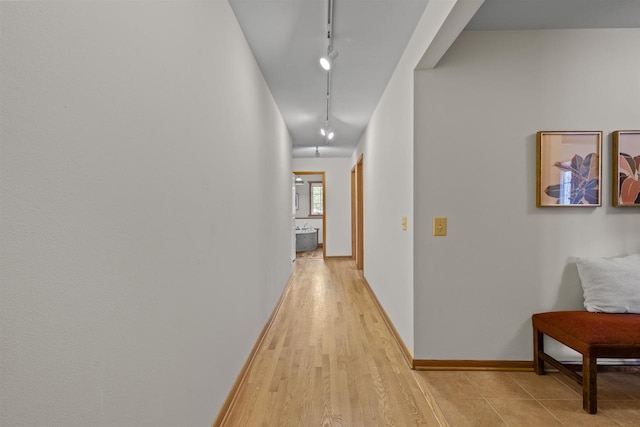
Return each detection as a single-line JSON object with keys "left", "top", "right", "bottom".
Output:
{"left": 576, "top": 254, "right": 640, "bottom": 313}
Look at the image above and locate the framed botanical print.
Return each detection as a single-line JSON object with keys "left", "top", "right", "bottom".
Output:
{"left": 536, "top": 131, "right": 602, "bottom": 207}
{"left": 612, "top": 130, "right": 640, "bottom": 207}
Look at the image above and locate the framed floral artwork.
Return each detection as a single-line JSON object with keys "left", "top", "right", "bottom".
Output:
{"left": 536, "top": 131, "right": 602, "bottom": 207}
{"left": 613, "top": 130, "right": 640, "bottom": 207}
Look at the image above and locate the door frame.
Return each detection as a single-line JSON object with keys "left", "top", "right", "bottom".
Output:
{"left": 352, "top": 155, "right": 364, "bottom": 270}
{"left": 293, "top": 171, "right": 326, "bottom": 259}
{"left": 351, "top": 166, "right": 356, "bottom": 261}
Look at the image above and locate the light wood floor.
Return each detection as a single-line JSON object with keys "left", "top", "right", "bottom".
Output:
{"left": 221, "top": 258, "right": 443, "bottom": 426}
{"left": 296, "top": 245, "right": 324, "bottom": 259}
{"left": 220, "top": 258, "right": 640, "bottom": 426}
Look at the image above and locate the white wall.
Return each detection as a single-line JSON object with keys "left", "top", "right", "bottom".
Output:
{"left": 349, "top": 1, "right": 461, "bottom": 354}
{"left": 414, "top": 29, "right": 640, "bottom": 360}
{"left": 0, "top": 2, "right": 292, "bottom": 426}
{"left": 292, "top": 158, "right": 352, "bottom": 257}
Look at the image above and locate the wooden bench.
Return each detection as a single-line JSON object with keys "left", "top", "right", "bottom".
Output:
{"left": 532, "top": 311, "right": 640, "bottom": 414}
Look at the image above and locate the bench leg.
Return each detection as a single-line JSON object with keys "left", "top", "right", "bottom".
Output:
{"left": 583, "top": 355, "right": 597, "bottom": 414}
{"left": 533, "top": 328, "right": 545, "bottom": 375}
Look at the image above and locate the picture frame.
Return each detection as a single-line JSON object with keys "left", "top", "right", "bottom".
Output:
{"left": 536, "top": 131, "right": 602, "bottom": 207}
{"left": 612, "top": 130, "right": 640, "bottom": 207}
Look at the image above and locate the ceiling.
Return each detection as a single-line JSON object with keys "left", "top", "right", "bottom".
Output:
{"left": 466, "top": 0, "right": 640, "bottom": 31}
{"left": 229, "top": 0, "right": 640, "bottom": 159}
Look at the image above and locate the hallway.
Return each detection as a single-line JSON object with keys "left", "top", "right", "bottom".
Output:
{"left": 218, "top": 259, "right": 640, "bottom": 426}
{"left": 220, "top": 258, "right": 442, "bottom": 426}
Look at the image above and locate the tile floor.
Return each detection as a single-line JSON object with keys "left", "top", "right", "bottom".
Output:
{"left": 415, "top": 370, "right": 640, "bottom": 426}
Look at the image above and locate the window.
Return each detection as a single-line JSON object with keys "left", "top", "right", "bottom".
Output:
{"left": 309, "top": 181, "right": 323, "bottom": 216}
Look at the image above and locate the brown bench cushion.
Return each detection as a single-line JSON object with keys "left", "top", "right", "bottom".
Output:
{"left": 532, "top": 311, "right": 640, "bottom": 358}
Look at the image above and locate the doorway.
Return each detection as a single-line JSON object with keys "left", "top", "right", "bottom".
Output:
{"left": 351, "top": 155, "right": 363, "bottom": 270}
{"left": 293, "top": 171, "right": 326, "bottom": 260}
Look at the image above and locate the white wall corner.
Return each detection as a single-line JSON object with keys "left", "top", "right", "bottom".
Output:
{"left": 415, "top": 0, "right": 485, "bottom": 70}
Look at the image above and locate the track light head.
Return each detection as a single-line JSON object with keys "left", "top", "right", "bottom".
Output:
{"left": 319, "top": 57, "right": 331, "bottom": 71}
{"left": 319, "top": 49, "right": 338, "bottom": 71}
{"left": 320, "top": 123, "right": 334, "bottom": 141}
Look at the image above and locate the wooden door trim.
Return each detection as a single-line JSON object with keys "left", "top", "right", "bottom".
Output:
{"left": 293, "top": 171, "right": 326, "bottom": 259}
{"left": 350, "top": 166, "right": 356, "bottom": 260}
{"left": 355, "top": 155, "right": 364, "bottom": 270}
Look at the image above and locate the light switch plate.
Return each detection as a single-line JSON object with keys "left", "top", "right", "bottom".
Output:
{"left": 402, "top": 216, "right": 407, "bottom": 231}
{"left": 433, "top": 217, "right": 447, "bottom": 236}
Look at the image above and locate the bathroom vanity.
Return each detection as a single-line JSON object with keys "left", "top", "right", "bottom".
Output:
{"left": 295, "top": 228, "right": 318, "bottom": 252}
